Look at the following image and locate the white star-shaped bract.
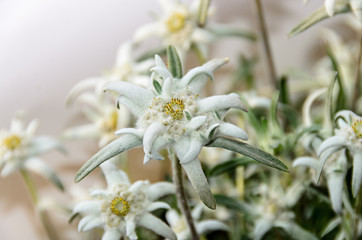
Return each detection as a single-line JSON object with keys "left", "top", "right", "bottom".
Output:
{"left": 73, "top": 161, "right": 176, "bottom": 240}
{"left": 102, "top": 55, "right": 247, "bottom": 209}
{"left": 317, "top": 110, "right": 362, "bottom": 197}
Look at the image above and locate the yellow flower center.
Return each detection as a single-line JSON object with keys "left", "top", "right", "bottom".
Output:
{"left": 110, "top": 196, "right": 131, "bottom": 217}
{"left": 166, "top": 12, "right": 186, "bottom": 33}
{"left": 3, "top": 134, "right": 21, "bottom": 150}
{"left": 104, "top": 110, "right": 118, "bottom": 132}
{"left": 352, "top": 119, "right": 362, "bottom": 138}
{"left": 163, "top": 98, "right": 185, "bottom": 120}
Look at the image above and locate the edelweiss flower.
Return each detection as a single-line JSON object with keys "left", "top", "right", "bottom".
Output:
{"left": 76, "top": 54, "right": 248, "bottom": 210}
{"left": 134, "top": 0, "right": 214, "bottom": 60}
{"left": 65, "top": 42, "right": 154, "bottom": 147}
{"left": 73, "top": 161, "right": 176, "bottom": 240}
{"left": 105, "top": 55, "right": 247, "bottom": 209}
{"left": 317, "top": 110, "right": 362, "bottom": 197}
{"left": 0, "top": 112, "right": 63, "bottom": 190}
{"left": 165, "top": 204, "right": 228, "bottom": 240}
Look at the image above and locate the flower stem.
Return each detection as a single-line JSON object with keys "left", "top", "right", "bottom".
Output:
{"left": 20, "top": 169, "right": 59, "bottom": 240}
{"left": 352, "top": 33, "right": 362, "bottom": 111}
{"left": 170, "top": 151, "right": 199, "bottom": 240}
{"left": 252, "top": 0, "right": 278, "bottom": 89}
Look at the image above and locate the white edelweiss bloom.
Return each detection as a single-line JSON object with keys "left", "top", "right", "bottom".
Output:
{"left": 250, "top": 175, "right": 317, "bottom": 240}
{"left": 0, "top": 111, "right": 64, "bottom": 190}
{"left": 133, "top": 0, "right": 215, "bottom": 61}
{"left": 317, "top": 110, "right": 362, "bottom": 197}
{"left": 106, "top": 41, "right": 154, "bottom": 87}
{"left": 165, "top": 204, "right": 228, "bottom": 240}
{"left": 73, "top": 161, "right": 176, "bottom": 240}
{"left": 103, "top": 55, "right": 247, "bottom": 209}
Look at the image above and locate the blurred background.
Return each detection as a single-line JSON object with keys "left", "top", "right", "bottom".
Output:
{"left": 0, "top": 0, "right": 344, "bottom": 238}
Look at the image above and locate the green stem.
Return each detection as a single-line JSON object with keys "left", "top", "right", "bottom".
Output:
{"left": 170, "top": 151, "right": 199, "bottom": 240}
{"left": 352, "top": 33, "right": 362, "bottom": 111}
{"left": 253, "top": 0, "right": 278, "bottom": 89}
{"left": 20, "top": 169, "right": 59, "bottom": 240}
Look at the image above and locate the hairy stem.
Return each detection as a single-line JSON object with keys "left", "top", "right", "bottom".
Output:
{"left": 352, "top": 33, "right": 362, "bottom": 111}
{"left": 253, "top": 0, "right": 278, "bottom": 89}
{"left": 170, "top": 151, "right": 199, "bottom": 240}
{"left": 20, "top": 169, "right": 59, "bottom": 240}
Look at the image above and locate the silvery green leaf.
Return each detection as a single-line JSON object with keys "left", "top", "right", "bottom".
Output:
{"left": 207, "top": 24, "right": 257, "bottom": 41}
{"left": 213, "top": 194, "right": 250, "bottom": 215}
{"left": 167, "top": 45, "right": 182, "bottom": 78}
{"left": 75, "top": 135, "right": 142, "bottom": 182}
{"left": 289, "top": 2, "right": 350, "bottom": 37}
{"left": 208, "top": 157, "right": 255, "bottom": 177}
{"left": 321, "top": 217, "right": 341, "bottom": 237}
{"left": 153, "top": 80, "right": 162, "bottom": 95}
{"left": 206, "top": 137, "right": 288, "bottom": 172}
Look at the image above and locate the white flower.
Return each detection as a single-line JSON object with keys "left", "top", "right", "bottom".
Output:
{"left": 133, "top": 0, "right": 214, "bottom": 60}
{"left": 165, "top": 204, "right": 228, "bottom": 240}
{"left": 65, "top": 42, "right": 154, "bottom": 147}
{"left": 0, "top": 111, "right": 63, "bottom": 190}
{"left": 317, "top": 110, "right": 362, "bottom": 197}
{"left": 98, "top": 55, "right": 247, "bottom": 209}
{"left": 73, "top": 161, "right": 176, "bottom": 240}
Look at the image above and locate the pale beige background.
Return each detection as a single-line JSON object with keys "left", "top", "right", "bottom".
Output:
{"left": 0, "top": 0, "right": 339, "bottom": 239}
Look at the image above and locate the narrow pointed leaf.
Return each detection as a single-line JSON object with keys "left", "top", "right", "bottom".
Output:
{"left": 289, "top": 3, "right": 350, "bottom": 37}
{"left": 206, "top": 137, "right": 288, "bottom": 172}
{"left": 214, "top": 194, "right": 250, "bottom": 215}
{"left": 75, "top": 135, "right": 142, "bottom": 182}
{"left": 153, "top": 80, "right": 162, "bottom": 95}
{"left": 167, "top": 45, "right": 182, "bottom": 78}
{"left": 208, "top": 157, "right": 255, "bottom": 177}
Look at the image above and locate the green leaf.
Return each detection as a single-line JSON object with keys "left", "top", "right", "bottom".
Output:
{"left": 74, "top": 135, "right": 142, "bottom": 182}
{"left": 270, "top": 91, "right": 281, "bottom": 129}
{"left": 288, "top": 2, "right": 350, "bottom": 38}
{"left": 279, "top": 75, "right": 289, "bottom": 105}
{"left": 208, "top": 157, "right": 255, "bottom": 177}
{"left": 214, "top": 194, "right": 250, "bottom": 215}
{"left": 153, "top": 80, "right": 162, "bottom": 95}
{"left": 207, "top": 24, "right": 257, "bottom": 41}
{"left": 167, "top": 45, "right": 182, "bottom": 78}
{"left": 68, "top": 213, "right": 79, "bottom": 224}
{"left": 206, "top": 137, "right": 288, "bottom": 172}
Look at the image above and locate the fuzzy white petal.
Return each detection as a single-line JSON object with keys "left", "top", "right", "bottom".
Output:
{"left": 134, "top": 22, "right": 163, "bottom": 44}
{"left": 161, "top": 77, "right": 173, "bottom": 98}
{"left": 138, "top": 213, "right": 177, "bottom": 240}
{"left": 1, "top": 161, "right": 20, "bottom": 176}
{"left": 145, "top": 182, "right": 175, "bottom": 201}
{"left": 66, "top": 77, "right": 102, "bottom": 105}
{"left": 254, "top": 218, "right": 272, "bottom": 240}
{"left": 102, "top": 229, "right": 123, "bottom": 240}
{"left": 352, "top": 151, "right": 362, "bottom": 197}
{"left": 28, "top": 136, "right": 64, "bottom": 156}
{"left": 182, "top": 159, "right": 215, "bottom": 209}
{"left": 24, "top": 157, "right": 64, "bottom": 191}
{"left": 104, "top": 81, "right": 154, "bottom": 117}
{"left": 218, "top": 123, "right": 248, "bottom": 140}
{"left": 73, "top": 200, "right": 102, "bottom": 214}
{"left": 317, "top": 136, "right": 346, "bottom": 156}
{"left": 100, "top": 161, "right": 130, "bottom": 186}
{"left": 325, "top": 0, "right": 337, "bottom": 16}
{"left": 174, "top": 136, "right": 204, "bottom": 164}
{"left": 63, "top": 124, "right": 99, "bottom": 140}
{"left": 78, "top": 215, "right": 102, "bottom": 232}
{"left": 165, "top": 209, "right": 180, "bottom": 227}
{"left": 178, "top": 58, "right": 229, "bottom": 93}
{"left": 293, "top": 157, "right": 320, "bottom": 170}
{"left": 114, "top": 128, "right": 143, "bottom": 138}
{"left": 327, "top": 170, "right": 345, "bottom": 213}
{"left": 126, "top": 220, "right": 137, "bottom": 240}
{"left": 143, "top": 122, "right": 167, "bottom": 160}
{"left": 187, "top": 116, "right": 207, "bottom": 130}
{"left": 147, "top": 201, "right": 171, "bottom": 212}
{"left": 196, "top": 220, "right": 229, "bottom": 235}
{"left": 197, "top": 93, "right": 247, "bottom": 113}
